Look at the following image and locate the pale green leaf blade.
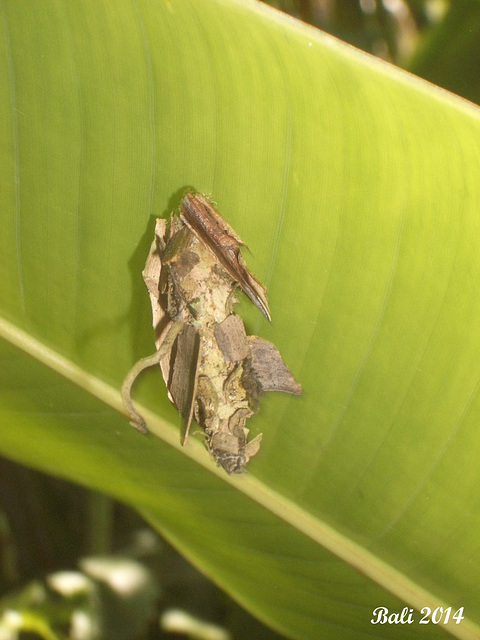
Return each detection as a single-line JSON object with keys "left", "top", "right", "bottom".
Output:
{"left": 1, "top": 1, "right": 480, "bottom": 639}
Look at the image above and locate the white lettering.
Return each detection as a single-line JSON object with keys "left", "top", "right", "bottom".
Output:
{"left": 399, "top": 607, "right": 414, "bottom": 624}
{"left": 453, "top": 607, "right": 465, "bottom": 624}
{"left": 371, "top": 607, "right": 389, "bottom": 624}
{"left": 371, "top": 607, "right": 414, "bottom": 625}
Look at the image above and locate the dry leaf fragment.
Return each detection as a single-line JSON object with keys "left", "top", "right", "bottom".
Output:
{"left": 122, "top": 193, "right": 301, "bottom": 473}
{"left": 214, "top": 315, "right": 249, "bottom": 363}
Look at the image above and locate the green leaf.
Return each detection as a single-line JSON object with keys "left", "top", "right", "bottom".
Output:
{"left": 1, "top": 1, "right": 480, "bottom": 638}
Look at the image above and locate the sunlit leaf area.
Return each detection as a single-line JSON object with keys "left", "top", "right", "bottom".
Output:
{"left": 2, "top": 1, "right": 480, "bottom": 639}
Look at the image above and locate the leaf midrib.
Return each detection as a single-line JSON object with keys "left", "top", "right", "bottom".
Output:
{"left": 0, "top": 314, "right": 477, "bottom": 640}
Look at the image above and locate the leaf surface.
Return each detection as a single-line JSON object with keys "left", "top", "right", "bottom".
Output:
{"left": 1, "top": 1, "right": 480, "bottom": 638}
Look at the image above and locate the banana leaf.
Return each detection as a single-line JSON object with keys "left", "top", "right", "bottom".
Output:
{"left": 1, "top": 1, "right": 480, "bottom": 638}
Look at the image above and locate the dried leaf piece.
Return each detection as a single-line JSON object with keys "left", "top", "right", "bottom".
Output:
{"left": 168, "top": 325, "right": 201, "bottom": 445}
{"left": 245, "top": 337, "right": 303, "bottom": 396}
{"left": 181, "top": 193, "right": 271, "bottom": 321}
{"left": 214, "top": 315, "right": 249, "bottom": 363}
{"left": 122, "top": 192, "right": 301, "bottom": 473}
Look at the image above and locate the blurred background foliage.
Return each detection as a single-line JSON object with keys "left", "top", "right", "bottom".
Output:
{"left": 265, "top": 0, "right": 480, "bottom": 104}
{"left": 2, "top": 1, "right": 479, "bottom": 639}
{"left": 0, "top": 458, "right": 283, "bottom": 640}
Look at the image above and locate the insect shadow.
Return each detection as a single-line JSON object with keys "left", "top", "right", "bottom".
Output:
{"left": 74, "top": 185, "right": 196, "bottom": 382}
